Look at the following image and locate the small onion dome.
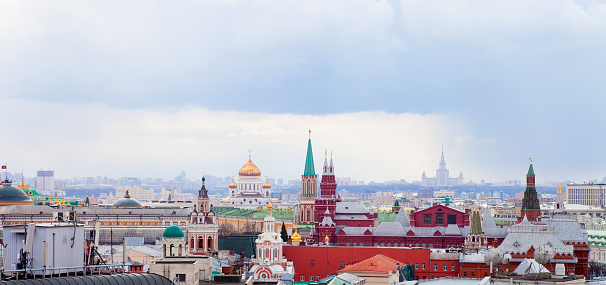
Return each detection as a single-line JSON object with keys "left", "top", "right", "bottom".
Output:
{"left": 0, "top": 180, "right": 34, "bottom": 205}
{"left": 291, "top": 230, "right": 302, "bottom": 242}
{"left": 267, "top": 202, "right": 272, "bottom": 210}
{"left": 325, "top": 235, "right": 329, "bottom": 242}
{"left": 229, "top": 178, "right": 237, "bottom": 189}
{"left": 262, "top": 180, "right": 271, "bottom": 189}
{"left": 239, "top": 156, "right": 261, "bottom": 177}
{"left": 163, "top": 225, "right": 184, "bottom": 239}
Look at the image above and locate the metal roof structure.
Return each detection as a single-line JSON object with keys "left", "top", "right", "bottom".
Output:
{"left": 0, "top": 273, "right": 172, "bottom": 285}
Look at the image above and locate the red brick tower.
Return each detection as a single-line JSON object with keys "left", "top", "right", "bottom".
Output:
{"left": 314, "top": 150, "right": 341, "bottom": 244}
{"left": 518, "top": 159, "right": 541, "bottom": 222}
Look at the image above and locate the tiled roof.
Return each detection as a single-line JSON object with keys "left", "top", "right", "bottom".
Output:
{"left": 339, "top": 254, "right": 403, "bottom": 274}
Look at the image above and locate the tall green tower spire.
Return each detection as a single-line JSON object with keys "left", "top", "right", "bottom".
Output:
{"left": 304, "top": 129, "right": 315, "bottom": 176}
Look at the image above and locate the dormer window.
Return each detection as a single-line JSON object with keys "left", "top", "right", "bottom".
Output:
{"left": 514, "top": 241, "right": 520, "bottom": 248}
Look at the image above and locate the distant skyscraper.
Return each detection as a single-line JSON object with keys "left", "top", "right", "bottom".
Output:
{"left": 421, "top": 149, "right": 464, "bottom": 188}
{"left": 36, "top": 170, "right": 55, "bottom": 195}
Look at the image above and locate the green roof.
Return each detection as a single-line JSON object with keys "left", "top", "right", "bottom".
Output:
{"left": 163, "top": 225, "right": 184, "bottom": 238}
{"left": 23, "top": 189, "right": 40, "bottom": 197}
{"left": 303, "top": 138, "right": 315, "bottom": 176}
{"left": 378, "top": 212, "right": 398, "bottom": 223}
{"left": 528, "top": 163, "right": 534, "bottom": 175}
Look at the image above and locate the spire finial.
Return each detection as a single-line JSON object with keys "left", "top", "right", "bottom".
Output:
{"left": 442, "top": 146, "right": 444, "bottom": 154}
{"left": 249, "top": 148, "right": 252, "bottom": 158}
{"left": 309, "top": 129, "right": 311, "bottom": 139}
{"left": 325, "top": 149, "right": 327, "bottom": 158}
{"left": 529, "top": 158, "right": 532, "bottom": 164}
{"left": 203, "top": 165, "right": 205, "bottom": 176}
{"left": 331, "top": 150, "right": 333, "bottom": 159}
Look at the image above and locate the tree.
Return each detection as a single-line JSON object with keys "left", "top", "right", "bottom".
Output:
{"left": 280, "top": 222, "right": 288, "bottom": 242}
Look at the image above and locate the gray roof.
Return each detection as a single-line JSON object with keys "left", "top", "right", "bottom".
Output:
{"left": 334, "top": 215, "right": 373, "bottom": 221}
{"left": 481, "top": 208, "right": 496, "bottom": 230}
{"left": 395, "top": 210, "right": 410, "bottom": 227}
{"left": 546, "top": 214, "right": 588, "bottom": 243}
{"left": 336, "top": 202, "right": 371, "bottom": 214}
{"left": 373, "top": 222, "right": 406, "bottom": 236}
{"left": 498, "top": 219, "right": 574, "bottom": 256}
{"left": 444, "top": 224, "right": 461, "bottom": 235}
{"left": 339, "top": 227, "right": 374, "bottom": 236}
{"left": 320, "top": 216, "right": 336, "bottom": 227}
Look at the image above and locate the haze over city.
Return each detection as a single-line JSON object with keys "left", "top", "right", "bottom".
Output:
{"left": 1, "top": 0, "right": 605, "bottom": 183}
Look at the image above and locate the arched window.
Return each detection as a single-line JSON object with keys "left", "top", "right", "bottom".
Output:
{"left": 207, "top": 236, "right": 213, "bottom": 251}
{"left": 198, "top": 237, "right": 204, "bottom": 251}
{"left": 435, "top": 214, "right": 444, "bottom": 225}
{"left": 424, "top": 215, "right": 432, "bottom": 225}
{"left": 178, "top": 244, "right": 183, "bottom": 256}
{"left": 170, "top": 244, "right": 175, "bottom": 256}
{"left": 265, "top": 248, "right": 270, "bottom": 259}
{"left": 163, "top": 244, "right": 166, "bottom": 257}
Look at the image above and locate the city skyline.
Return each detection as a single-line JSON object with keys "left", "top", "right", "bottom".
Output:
{"left": 1, "top": 1, "right": 605, "bottom": 183}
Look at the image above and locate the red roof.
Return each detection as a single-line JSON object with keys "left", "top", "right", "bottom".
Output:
{"left": 339, "top": 254, "right": 403, "bottom": 274}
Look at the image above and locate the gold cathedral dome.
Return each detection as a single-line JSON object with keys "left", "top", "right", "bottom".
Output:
{"left": 262, "top": 177, "right": 271, "bottom": 189}
{"left": 239, "top": 154, "right": 261, "bottom": 177}
{"left": 291, "top": 230, "right": 302, "bottom": 242}
{"left": 229, "top": 176, "right": 237, "bottom": 188}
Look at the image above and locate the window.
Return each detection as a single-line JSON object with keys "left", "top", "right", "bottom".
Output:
{"left": 451, "top": 264, "right": 455, "bottom": 271}
{"left": 464, "top": 272, "right": 467, "bottom": 277}
{"left": 434, "top": 264, "right": 437, "bottom": 271}
{"left": 340, "top": 261, "right": 343, "bottom": 268}
{"left": 471, "top": 272, "right": 475, "bottom": 277}
{"left": 415, "top": 263, "right": 418, "bottom": 269}
{"left": 444, "top": 264, "right": 447, "bottom": 271}
{"left": 448, "top": 214, "right": 457, "bottom": 224}
{"left": 317, "top": 275, "right": 321, "bottom": 281}
{"left": 274, "top": 249, "right": 278, "bottom": 259}
{"left": 300, "top": 276, "right": 305, "bottom": 281}
{"left": 422, "top": 263, "right": 425, "bottom": 270}
{"left": 424, "top": 215, "right": 432, "bottom": 225}
{"left": 435, "top": 214, "right": 444, "bottom": 225}
{"left": 311, "top": 259, "right": 315, "bottom": 266}
{"left": 310, "top": 276, "right": 314, "bottom": 282}
{"left": 176, "top": 274, "right": 186, "bottom": 282}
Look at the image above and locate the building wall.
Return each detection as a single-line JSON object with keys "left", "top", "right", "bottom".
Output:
{"left": 283, "top": 246, "right": 459, "bottom": 282}
{"left": 567, "top": 184, "right": 606, "bottom": 207}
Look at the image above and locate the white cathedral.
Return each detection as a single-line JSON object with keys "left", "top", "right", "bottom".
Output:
{"left": 222, "top": 152, "right": 274, "bottom": 209}
{"left": 421, "top": 150, "right": 464, "bottom": 188}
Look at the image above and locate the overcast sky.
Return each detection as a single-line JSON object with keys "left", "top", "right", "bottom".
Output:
{"left": 1, "top": 0, "right": 605, "bottom": 183}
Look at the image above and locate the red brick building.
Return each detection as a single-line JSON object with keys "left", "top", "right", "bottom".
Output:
{"left": 282, "top": 246, "right": 460, "bottom": 282}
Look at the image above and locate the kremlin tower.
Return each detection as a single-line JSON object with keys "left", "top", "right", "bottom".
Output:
{"left": 297, "top": 130, "right": 318, "bottom": 227}
{"left": 313, "top": 150, "right": 341, "bottom": 244}
{"left": 518, "top": 159, "right": 541, "bottom": 222}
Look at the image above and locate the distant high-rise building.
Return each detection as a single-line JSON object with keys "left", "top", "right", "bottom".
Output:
{"left": 36, "top": 170, "right": 55, "bottom": 195}
{"left": 567, "top": 183, "right": 606, "bottom": 207}
{"left": 421, "top": 149, "right": 464, "bottom": 188}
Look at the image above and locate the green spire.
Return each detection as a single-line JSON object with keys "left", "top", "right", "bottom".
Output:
{"left": 304, "top": 134, "right": 315, "bottom": 176}
{"left": 528, "top": 159, "right": 534, "bottom": 175}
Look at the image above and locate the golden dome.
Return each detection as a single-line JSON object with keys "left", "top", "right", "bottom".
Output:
{"left": 18, "top": 179, "right": 28, "bottom": 190}
{"left": 229, "top": 176, "right": 237, "bottom": 188}
{"left": 262, "top": 178, "right": 271, "bottom": 189}
{"left": 239, "top": 156, "right": 261, "bottom": 177}
{"left": 292, "top": 230, "right": 302, "bottom": 242}
{"left": 267, "top": 202, "right": 272, "bottom": 210}
{"left": 325, "top": 235, "right": 329, "bottom": 242}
